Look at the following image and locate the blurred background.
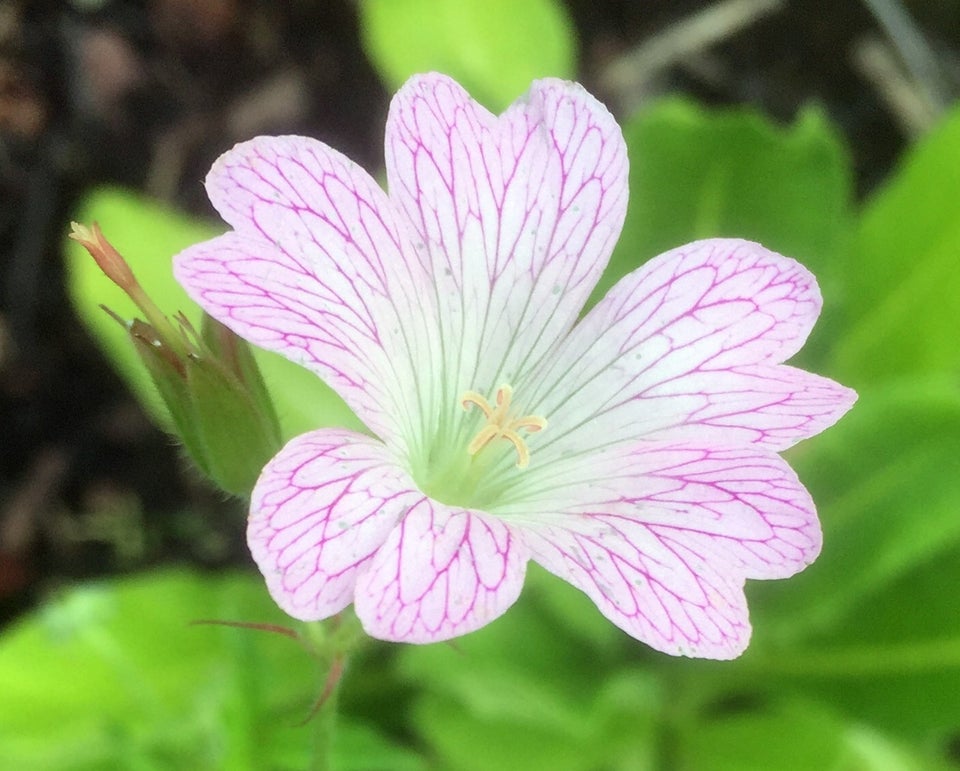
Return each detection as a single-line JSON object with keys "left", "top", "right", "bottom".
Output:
{"left": 1, "top": 0, "right": 959, "bottom": 769}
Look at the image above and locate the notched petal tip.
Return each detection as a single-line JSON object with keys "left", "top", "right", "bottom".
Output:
{"left": 247, "top": 429, "right": 420, "bottom": 623}
{"left": 354, "top": 505, "right": 529, "bottom": 644}
{"left": 396, "top": 70, "right": 465, "bottom": 94}
{"left": 538, "top": 236, "right": 851, "bottom": 455}
{"left": 523, "top": 519, "right": 754, "bottom": 659}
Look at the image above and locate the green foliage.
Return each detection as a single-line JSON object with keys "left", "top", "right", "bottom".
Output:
{"left": 831, "top": 104, "right": 960, "bottom": 383}
{"left": 751, "top": 378, "right": 960, "bottom": 642}
{"left": 397, "top": 567, "right": 661, "bottom": 771}
{"left": 596, "top": 97, "right": 853, "bottom": 312}
{"left": 359, "top": 0, "right": 576, "bottom": 112}
{"left": 677, "top": 697, "right": 936, "bottom": 771}
{"left": 0, "top": 570, "right": 423, "bottom": 771}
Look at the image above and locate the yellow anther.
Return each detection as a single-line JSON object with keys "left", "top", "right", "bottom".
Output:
{"left": 461, "top": 385, "right": 546, "bottom": 469}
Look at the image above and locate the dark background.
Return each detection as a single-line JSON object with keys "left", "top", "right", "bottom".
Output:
{"left": 2, "top": 0, "right": 957, "bottom": 625}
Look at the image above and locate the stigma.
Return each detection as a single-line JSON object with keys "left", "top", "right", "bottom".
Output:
{"left": 460, "top": 385, "right": 547, "bottom": 469}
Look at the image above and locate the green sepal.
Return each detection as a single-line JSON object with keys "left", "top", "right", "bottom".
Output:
{"left": 122, "top": 309, "right": 283, "bottom": 497}
{"left": 200, "top": 313, "right": 282, "bottom": 448}
{"left": 183, "top": 350, "right": 283, "bottom": 499}
{"left": 124, "top": 318, "right": 214, "bottom": 480}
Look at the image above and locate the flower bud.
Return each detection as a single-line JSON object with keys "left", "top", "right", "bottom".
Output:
{"left": 70, "top": 222, "right": 138, "bottom": 294}
{"left": 73, "top": 221, "right": 282, "bottom": 497}
{"left": 186, "top": 314, "right": 282, "bottom": 496}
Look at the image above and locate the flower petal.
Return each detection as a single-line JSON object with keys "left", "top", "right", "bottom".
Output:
{"left": 354, "top": 503, "right": 529, "bottom": 643}
{"left": 511, "top": 442, "right": 819, "bottom": 657}
{"left": 385, "top": 73, "right": 628, "bottom": 400}
{"left": 522, "top": 515, "right": 750, "bottom": 659}
{"left": 174, "top": 135, "right": 437, "bottom": 444}
{"left": 528, "top": 239, "right": 856, "bottom": 461}
{"left": 248, "top": 429, "right": 421, "bottom": 621}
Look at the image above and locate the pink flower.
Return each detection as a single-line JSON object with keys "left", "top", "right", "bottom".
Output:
{"left": 173, "top": 73, "right": 856, "bottom": 658}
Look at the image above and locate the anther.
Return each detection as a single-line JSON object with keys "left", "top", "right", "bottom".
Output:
{"left": 461, "top": 385, "right": 546, "bottom": 469}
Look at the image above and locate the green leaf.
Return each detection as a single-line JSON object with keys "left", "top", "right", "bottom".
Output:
{"left": 66, "top": 188, "right": 363, "bottom": 442}
{"left": 359, "top": 0, "right": 576, "bottom": 112}
{"left": 827, "top": 591, "right": 959, "bottom": 750}
{"left": 333, "top": 721, "right": 428, "bottom": 771}
{"left": 830, "top": 104, "right": 960, "bottom": 383}
{"left": 403, "top": 660, "right": 659, "bottom": 771}
{"left": 409, "top": 686, "right": 657, "bottom": 771}
{"left": 793, "top": 545, "right": 960, "bottom": 747}
{"left": 0, "top": 571, "right": 311, "bottom": 769}
{"left": 678, "top": 697, "right": 939, "bottom": 771}
{"left": 0, "top": 570, "right": 427, "bottom": 771}
{"left": 690, "top": 540, "right": 960, "bottom": 754}
{"left": 522, "top": 562, "right": 626, "bottom": 655}
{"left": 597, "top": 98, "right": 853, "bottom": 346}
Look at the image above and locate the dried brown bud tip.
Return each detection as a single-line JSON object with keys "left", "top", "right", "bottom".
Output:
{"left": 69, "top": 221, "right": 139, "bottom": 293}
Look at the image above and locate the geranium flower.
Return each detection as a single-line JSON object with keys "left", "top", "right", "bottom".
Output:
{"left": 173, "top": 73, "right": 855, "bottom": 658}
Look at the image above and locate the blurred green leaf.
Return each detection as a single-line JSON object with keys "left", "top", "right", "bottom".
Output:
{"left": 402, "top": 654, "right": 659, "bottom": 771}
{"left": 679, "top": 696, "right": 938, "bottom": 771}
{"left": 410, "top": 683, "right": 657, "bottom": 771}
{"left": 397, "top": 573, "right": 660, "bottom": 771}
{"left": 0, "top": 570, "right": 305, "bottom": 769}
{"left": 0, "top": 570, "right": 425, "bottom": 771}
{"left": 689, "top": 537, "right": 960, "bottom": 758}
{"left": 66, "top": 188, "right": 363, "bottom": 442}
{"left": 597, "top": 98, "right": 853, "bottom": 317}
{"left": 359, "top": 0, "right": 576, "bottom": 112}
{"left": 522, "top": 562, "right": 627, "bottom": 655}
{"left": 333, "top": 721, "right": 427, "bottom": 771}
{"left": 791, "top": 543, "right": 960, "bottom": 747}
{"left": 831, "top": 104, "right": 960, "bottom": 383}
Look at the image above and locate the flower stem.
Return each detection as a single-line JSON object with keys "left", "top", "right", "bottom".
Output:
{"left": 301, "top": 613, "right": 365, "bottom": 770}
{"left": 309, "top": 659, "right": 342, "bottom": 771}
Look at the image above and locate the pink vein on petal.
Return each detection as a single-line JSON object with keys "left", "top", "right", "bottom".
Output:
{"left": 354, "top": 502, "right": 529, "bottom": 643}
{"left": 522, "top": 511, "right": 750, "bottom": 659}
{"left": 512, "top": 440, "right": 821, "bottom": 656}
{"left": 248, "top": 429, "right": 422, "bottom": 621}
{"left": 384, "top": 73, "right": 628, "bottom": 395}
{"left": 171, "top": 73, "right": 857, "bottom": 661}
{"left": 528, "top": 239, "right": 856, "bottom": 463}
{"left": 174, "top": 135, "right": 436, "bottom": 444}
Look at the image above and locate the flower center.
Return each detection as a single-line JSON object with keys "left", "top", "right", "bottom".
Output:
{"left": 412, "top": 384, "right": 546, "bottom": 509}
{"left": 461, "top": 385, "right": 546, "bottom": 469}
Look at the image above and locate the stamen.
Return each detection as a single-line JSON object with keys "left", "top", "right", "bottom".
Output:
{"left": 461, "top": 391, "right": 494, "bottom": 418}
{"left": 461, "top": 385, "right": 547, "bottom": 469}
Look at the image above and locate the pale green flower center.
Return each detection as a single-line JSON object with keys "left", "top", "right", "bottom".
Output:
{"left": 461, "top": 385, "right": 547, "bottom": 468}
{"left": 413, "top": 384, "right": 547, "bottom": 510}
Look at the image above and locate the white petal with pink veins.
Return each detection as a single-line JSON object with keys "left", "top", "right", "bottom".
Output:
{"left": 174, "top": 136, "right": 438, "bottom": 447}
{"left": 354, "top": 502, "right": 529, "bottom": 643}
{"left": 509, "top": 442, "right": 821, "bottom": 655}
{"left": 173, "top": 73, "right": 856, "bottom": 658}
{"left": 526, "top": 239, "right": 856, "bottom": 464}
{"left": 385, "top": 73, "right": 628, "bottom": 399}
{"left": 521, "top": 514, "right": 751, "bottom": 658}
{"left": 508, "top": 442, "right": 820, "bottom": 581}
{"left": 248, "top": 429, "right": 422, "bottom": 621}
